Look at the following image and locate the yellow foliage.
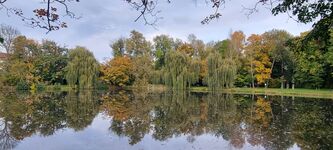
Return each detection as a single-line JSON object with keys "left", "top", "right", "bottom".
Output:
{"left": 100, "top": 56, "right": 133, "bottom": 86}
{"left": 254, "top": 97, "right": 272, "bottom": 127}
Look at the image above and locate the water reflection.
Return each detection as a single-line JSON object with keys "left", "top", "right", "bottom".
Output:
{"left": 0, "top": 90, "right": 332, "bottom": 150}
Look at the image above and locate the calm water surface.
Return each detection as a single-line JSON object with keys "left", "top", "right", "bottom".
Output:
{"left": 0, "top": 90, "right": 332, "bottom": 150}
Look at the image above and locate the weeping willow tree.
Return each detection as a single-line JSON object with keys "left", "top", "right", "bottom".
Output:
{"left": 164, "top": 50, "right": 200, "bottom": 90}
{"left": 207, "top": 49, "right": 237, "bottom": 90}
{"left": 66, "top": 46, "right": 99, "bottom": 89}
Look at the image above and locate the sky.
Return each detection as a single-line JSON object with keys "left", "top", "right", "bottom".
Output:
{"left": 0, "top": 0, "right": 313, "bottom": 62}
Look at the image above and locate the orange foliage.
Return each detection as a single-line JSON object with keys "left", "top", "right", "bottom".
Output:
{"left": 100, "top": 56, "right": 133, "bottom": 86}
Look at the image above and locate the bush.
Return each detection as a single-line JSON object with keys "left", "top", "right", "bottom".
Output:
{"left": 36, "top": 84, "right": 46, "bottom": 91}
{"left": 16, "top": 81, "right": 30, "bottom": 90}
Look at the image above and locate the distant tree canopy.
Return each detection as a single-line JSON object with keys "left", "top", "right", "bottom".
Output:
{"left": 0, "top": 0, "right": 331, "bottom": 39}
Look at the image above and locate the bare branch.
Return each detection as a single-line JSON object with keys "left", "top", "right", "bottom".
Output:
{"left": 0, "top": 0, "right": 80, "bottom": 32}
{"left": 126, "top": 0, "right": 164, "bottom": 27}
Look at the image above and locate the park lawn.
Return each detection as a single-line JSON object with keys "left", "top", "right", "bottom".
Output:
{"left": 190, "top": 87, "right": 333, "bottom": 99}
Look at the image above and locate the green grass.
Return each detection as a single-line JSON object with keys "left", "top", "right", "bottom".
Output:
{"left": 4, "top": 84, "right": 333, "bottom": 99}
{"left": 190, "top": 87, "right": 333, "bottom": 99}
{"left": 44, "top": 85, "right": 73, "bottom": 91}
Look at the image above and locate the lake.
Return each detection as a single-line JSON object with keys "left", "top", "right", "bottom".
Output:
{"left": 0, "top": 90, "right": 332, "bottom": 150}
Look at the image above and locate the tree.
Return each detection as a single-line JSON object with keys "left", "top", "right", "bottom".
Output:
{"left": 270, "top": 0, "right": 333, "bottom": 42}
{"left": 0, "top": 24, "right": 20, "bottom": 54}
{"left": 65, "top": 46, "right": 99, "bottom": 89}
{"left": 262, "top": 29, "right": 293, "bottom": 88}
{"left": 207, "top": 31, "right": 243, "bottom": 90}
{"left": 125, "top": 30, "right": 151, "bottom": 57}
{"left": 164, "top": 44, "right": 199, "bottom": 89}
{"left": 207, "top": 46, "right": 237, "bottom": 90}
{"left": 245, "top": 34, "right": 272, "bottom": 87}
{"left": 4, "top": 36, "right": 39, "bottom": 86}
{"left": 125, "top": 30, "right": 153, "bottom": 86}
{"left": 153, "top": 34, "right": 174, "bottom": 69}
{"left": 290, "top": 34, "right": 326, "bottom": 89}
{"left": 33, "top": 40, "right": 68, "bottom": 85}
{"left": 110, "top": 38, "right": 126, "bottom": 57}
{"left": 100, "top": 56, "right": 134, "bottom": 86}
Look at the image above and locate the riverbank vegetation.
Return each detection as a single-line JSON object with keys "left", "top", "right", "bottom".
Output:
{"left": 0, "top": 24, "right": 333, "bottom": 93}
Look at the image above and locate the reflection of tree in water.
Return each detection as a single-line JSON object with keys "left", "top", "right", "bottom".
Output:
{"left": 0, "top": 90, "right": 331, "bottom": 149}
{"left": 104, "top": 90, "right": 333, "bottom": 150}
{"left": 103, "top": 90, "right": 151, "bottom": 145}
{"left": 0, "top": 90, "right": 101, "bottom": 149}
{"left": 0, "top": 119, "right": 18, "bottom": 150}
{"left": 291, "top": 99, "right": 333, "bottom": 150}
{"left": 65, "top": 90, "right": 100, "bottom": 131}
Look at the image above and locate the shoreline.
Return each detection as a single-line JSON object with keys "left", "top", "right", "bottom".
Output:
{"left": 2, "top": 85, "right": 333, "bottom": 99}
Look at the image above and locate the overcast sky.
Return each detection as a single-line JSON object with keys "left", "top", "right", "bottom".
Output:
{"left": 0, "top": 0, "right": 313, "bottom": 61}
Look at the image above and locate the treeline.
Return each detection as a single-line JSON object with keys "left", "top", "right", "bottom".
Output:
{"left": 1, "top": 24, "right": 333, "bottom": 90}
{"left": 0, "top": 24, "right": 100, "bottom": 90}
{"left": 103, "top": 29, "right": 333, "bottom": 89}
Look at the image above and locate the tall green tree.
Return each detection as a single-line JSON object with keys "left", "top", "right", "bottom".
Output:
{"left": 66, "top": 46, "right": 99, "bottom": 89}
{"left": 153, "top": 35, "right": 174, "bottom": 70}
{"left": 164, "top": 43, "right": 200, "bottom": 89}
{"left": 262, "top": 29, "right": 293, "bottom": 88}
{"left": 110, "top": 38, "right": 126, "bottom": 57}
{"left": 290, "top": 34, "right": 326, "bottom": 89}
{"left": 33, "top": 40, "right": 68, "bottom": 85}
{"left": 125, "top": 30, "right": 153, "bottom": 86}
{"left": 125, "top": 30, "right": 151, "bottom": 57}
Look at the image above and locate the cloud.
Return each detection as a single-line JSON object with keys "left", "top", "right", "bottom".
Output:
{"left": 0, "top": 0, "right": 313, "bottom": 61}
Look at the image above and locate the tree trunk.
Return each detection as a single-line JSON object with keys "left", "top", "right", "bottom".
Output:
{"left": 250, "top": 58, "right": 255, "bottom": 88}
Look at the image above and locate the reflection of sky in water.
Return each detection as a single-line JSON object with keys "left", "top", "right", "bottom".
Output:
{"left": 14, "top": 113, "right": 299, "bottom": 150}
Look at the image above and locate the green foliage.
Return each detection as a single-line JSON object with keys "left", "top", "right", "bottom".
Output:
{"left": 207, "top": 51, "right": 237, "bottom": 90}
{"left": 153, "top": 35, "right": 174, "bottom": 69}
{"left": 111, "top": 38, "right": 126, "bottom": 57}
{"left": 1, "top": 28, "right": 333, "bottom": 90}
{"left": 125, "top": 30, "right": 152, "bottom": 57}
{"left": 16, "top": 80, "right": 30, "bottom": 90}
{"left": 271, "top": 0, "right": 333, "bottom": 42}
{"left": 36, "top": 83, "right": 46, "bottom": 91}
{"left": 33, "top": 40, "right": 68, "bottom": 85}
{"left": 213, "top": 40, "right": 229, "bottom": 56}
{"left": 132, "top": 55, "right": 152, "bottom": 87}
{"left": 66, "top": 46, "right": 99, "bottom": 89}
{"left": 288, "top": 33, "right": 330, "bottom": 89}
{"left": 164, "top": 50, "right": 190, "bottom": 89}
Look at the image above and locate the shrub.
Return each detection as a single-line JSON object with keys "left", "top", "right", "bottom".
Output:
{"left": 16, "top": 81, "right": 30, "bottom": 90}
{"left": 36, "top": 84, "right": 46, "bottom": 91}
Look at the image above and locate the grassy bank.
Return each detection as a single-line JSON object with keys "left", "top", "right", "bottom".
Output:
{"left": 3, "top": 84, "right": 333, "bottom": 99}
{"left": 190, "top": 87, "right": 333, "bottom": 99}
